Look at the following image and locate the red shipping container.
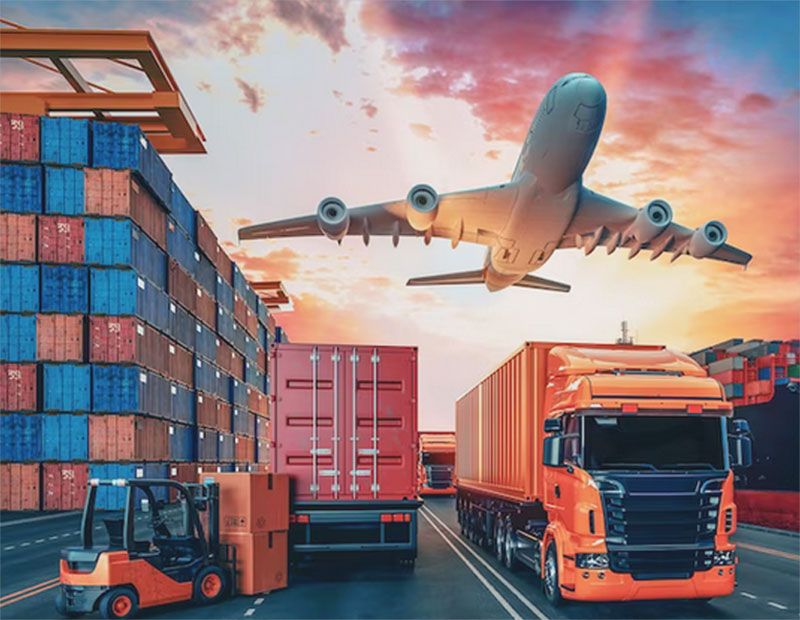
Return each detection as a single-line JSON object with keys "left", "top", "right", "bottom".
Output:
{"left": 217, "top": 339, "right": 233, "bottom": 373}
{"left": 0, "top": 213, "right": 37, "bottom": 261}
{"left": 710, "top": 369, "right": 744, "bottom": 385}
{"left": 196, "top": 285, "right": 216, "bottom": 329}
{"left": 0, "top": 463, "right": 40, "bottom": 510}
{"left": 84, "top": 169, "right": 166, "bottom": 249}
{"left": 88, "top": 415, "right": 169, "bottom": 462}
{"left": 257, "top": 347, "right": 267, "bottom": 375}
{"left": 247, "top": 387, "right": 268, "bottom": 416}
{"left": 217, "top": 400, "right": 232, "bottom": 432}
{"left": 38, "top": 215, "right": 85, "bottom": 263}
{"left": 196, "top": 212, "right": 218, "bottom": 263}
{"left": 89, "top": 316, "right": 168, "bottom": 375}
{"left": 271, "top": 343, "right": 417, "bottom": 501}
{"left": 245, "top": 307, "right": 258, "bottom": 339}
{"left": 0, "top": 113, "right": 39, "bottom": 161}
{"left": 169, "top": 462, "right": 198, "bottom": 501}
{"left": 230, "top": 349, "right": 244, "bottom": 381}
{"left": 37, "top": 314, "right": 84, "bottom": 361}
{"left": 43, "top": 463, "right": 88, "bottom": 511}
{"left": 234, "top": 435, "right": 255, "bottom": 463}
{"left": 267, "top": 314, "right": 276, "bottom": 337}
{"left": 168, "top": 341, "right": 193, "bottom": 387}
{"left": 216, "top": 244, "right": 232, "bottom": 284}
{"left": 234, "top": 293, "right": 247, "bottom": 327}
{"left": 1, "top": 363, "right": 37, "bottom": 411}
{"left": 197, "top": 392, "right": 219, "bottom": 429}
{"left": 168, "top": 260, "right": 196, "bottom": 313}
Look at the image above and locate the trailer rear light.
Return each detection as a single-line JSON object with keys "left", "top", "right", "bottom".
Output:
{"left": 296, "top": 514, "right": 309, "bottom": 524}
{"left": 289, "top": 515, "right": 296, "bottom": 524}
{"left": 381, "top": 513, "right": 411, "bottom": 522}
{"left": 687, "top": 404, "right": 703, "bottom": 414}
{"left": 621, "top": 403, "right": 638, "bottom": 413}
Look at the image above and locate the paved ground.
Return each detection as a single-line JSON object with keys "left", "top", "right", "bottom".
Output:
{"left": 1, "top": 497, "right": 798, "bottom": 619}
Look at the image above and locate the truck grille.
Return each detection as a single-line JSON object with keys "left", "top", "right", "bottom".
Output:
{"left": 425, "top": 465, "right": 453, "bottom": 488}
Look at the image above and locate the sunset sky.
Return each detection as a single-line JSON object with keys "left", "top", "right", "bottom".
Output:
{"left": 2, "top": 1, "right": 798, "bottom": 429}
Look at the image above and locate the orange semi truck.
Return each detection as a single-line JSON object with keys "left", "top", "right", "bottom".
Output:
{"left": 455, "top": 342, "right": 752, "bottom": 605}
{"left": 418, "top": 432, "right": 456, "bottom": 495}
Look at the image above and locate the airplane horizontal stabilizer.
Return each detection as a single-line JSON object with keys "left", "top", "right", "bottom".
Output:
{"left": 513, "top": 274, "right": 571, "bottom": 292}
{"left": 406, "top": 270, "right": 486, "bottom": 286}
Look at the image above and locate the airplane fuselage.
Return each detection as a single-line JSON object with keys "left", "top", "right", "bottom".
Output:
{"left": 484, "top": 73, "right": 607, "bottom": 291}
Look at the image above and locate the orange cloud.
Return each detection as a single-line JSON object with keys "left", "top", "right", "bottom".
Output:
{"left": 360, "top": 98, "right": 378, "bottom": 118}
{"left": 409, "top": 122, "right": 434, "bottom": 140}
{"left": 485, "top": 149, "right": 500, "bottom": 160}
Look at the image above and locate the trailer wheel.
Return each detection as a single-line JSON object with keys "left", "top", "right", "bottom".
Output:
{"left": 543, "top": 543, "right": 563, "bottom": 606}
{"left": 494, "top": 519, "right": 505, "bottom": 563}
{"left": 98, "top": 588, "right": 138, "bottom": 619}
{"left": 503, "top": 521, "right": 519, "bottom": 571}
{"left": 193, "top": 566, "right": 228, "bottom": 605}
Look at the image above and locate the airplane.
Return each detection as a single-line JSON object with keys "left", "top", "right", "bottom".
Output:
{"left": 238, "top": 72, "right": 751, "bottom": 292}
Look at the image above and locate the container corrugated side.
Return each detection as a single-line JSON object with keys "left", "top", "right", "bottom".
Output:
{"left": 0, "top": 363, "right": 37, "bottom": 411}
{"left": 0, "top": 314, "right": 36, "bottom": 362}
{"left": 40, "top": 117, "right": 90, "bottom": 166}
{"left": 38, "top": 215, "right": 85, "bottom": 264}
{"left": 0, "top": 213, "right": 37, "bottom": 261}
{"left": 91, "top": 365, "right": 171, "bottom": 418}
{"left": 0, "top": 264, "right": 39, "bottom": 313}
{"left": 0, "top": 414, "right": 42, "bottom": 461}
{"left": 43, "top": 463, "right": 87, "bottom": 510}
{"left": 42, "top": 413, "right": 88, "bottom": 461}
{"left": 43, "top": 363, "right": 91, "bottom": 412}
{"left": 0, "top": 463, "right": 40, "bottom": 510}
{"left": 37, "top": 314, "right": 84, "bottom": 361}
{"left": 0, "top": 114, "right": 40, "bottom": 162}
{"left": 0, "top": 164, "right": 41, "bottom": 213}
{"left": 90, "top": 268, "right": 169, "bottom": 334}
{"left": 40, "top": 265, "right": 88, "bottom": 314}
{"left": 44, "top": 166, "right": 84, "bottom": 215}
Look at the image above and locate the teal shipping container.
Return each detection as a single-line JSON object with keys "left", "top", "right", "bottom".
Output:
{"left": 40, "top": 118, "right": 90, "bottom": 167}
{"left": 0, "top": 164, "right": 42, "bottom": 213}
{"left": 42, "top": 413, "right": 88, "bottom": 461}
{"left": 0, "top": 314, "right": 36, "bottom": 361}
{"left": 0, "top": 414, "right": 41, "bottom": 461}
{"left": 92, "top": 365, "right": 171, "bottom": 419}
{"left": 43, "top": 363, "right": 91, "bottom": 412}
{"left": 0, "top": 264, "right": 39, "bottom": 312}
{"left": 44, "top": 166, "right": 84, "bottom": 214}
{"left": 40, "top": 265, "right": 88, "bottom": 314}
{"left": 90, "top": 268, "right": 170, "bottom": 334}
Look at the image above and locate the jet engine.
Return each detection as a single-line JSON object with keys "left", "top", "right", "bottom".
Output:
{"left": 316, "top": 197, "right": 350, "bottom": 241}
{"left": 689, "top": 220, "right": 727, "bottom": 258}
{"left": 406, "top": 184, "right": 439, "bottom": 231}
{"left": 626, "top": 199, "right": 673, "bottom": 243}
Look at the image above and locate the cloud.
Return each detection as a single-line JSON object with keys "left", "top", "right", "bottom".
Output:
{"left": 409, "top": 122, "right": 434, "bottom": 140}
{"left": 485, "top": 149, "right": 501, "bottom": 160}
{"left": 366, "top": 146, "right": 377, "bottom": 152}
{"left": 360, "top": 98, "right": 378, "bottom": 118}
{"left": 197, "top": 80, "right": 213, "bottom": 92}
{"left": 269, "top": 0, "right": 349, "bottom": 53}
{"left": 739, "top": 92, "right": 776, "bottom": 112}
{"left": 226, "top": 245, "right": 304, "bottom": 281}
{"left": 232, "top": 217, "right": 253, "bottom": 227}
{"left": 235, "top": 77, "right": 266, "bottom": 112}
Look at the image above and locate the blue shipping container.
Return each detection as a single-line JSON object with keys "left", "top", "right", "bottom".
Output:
{"left": 197, "top": 428, "right": 218, "bottom": 462}
{"left": 244, "top": 334, "right": 258, "bottom": 364}
{"left": 169, "top": 423, "right": 194, "bottom": 462}
{"left": 195, "top": 252, "right": 216, "bottom": 297}
{"left": 232, "top": 321, "right": 246, "bottom": 356}
{"left": 245, "top": 287, "right": 258, "bottom": 313}
{"left": 218, "top": 432, "right": 234, "bottom": 463}
{"left": 232, "top": 265, "right": 248, "bottom": 300}
{"left": 0, "top": 314, "right": 36, "bottom": 362}
{"left": 170, "top": 382, "right": 195, "bottom": 425}
{"left": 0, "top": 414, "right": 41, "bottom": 461}
{"left": 43, "top": 363, "right": 91, "bottom": 412}
{"left": 216, "top": 367, "right": 231, "bottom": 402}
{"left": 89, "top": 463, "right": 139, "bottom": 510}
{"left": 758, "top": 367, "right": 771, "bottom": 380}
{"left": 85, "top": 218, "right": 167, "bottom": 289}
{"left": 41, "top": 265, "right": 88, "bottom": 314}
{"left": 169, "top": 302, "right": 195, "bottom": 351}
{"left": 42, "top": 413, "right": 88, "bottom": 461}
{"left": 232, "top": 408, "right": 255, "bottom": 436}
{"left": 169, "top": 182, "right": 197, "bottom": 241}
{"left": 91, "top": 365, "right": 171, "bottom": 418}
{"left": 40, "top": 118, "right": 90, "bottom": 166}
{"left": 231, "top": 378, "right": 248, "bottom": 408}
{"left": 217, "top": 306, "right": 235, "bottom": 347}
{"left": 195, "top": 321, "right": 216, "bottom": 360}
{"left": 166, "top": 220, "right": 197, "bottom": 278}
{"left": 1, "top": 164, "right": 42, "bottom": 213}
{"left": 45, "top": 166, "right": 84, "bottom": 215}
{"left": 216, "top": 275, "right": 234, "bottom": 313}
{"left": 90, "top": 268, "right": 169, "bottom": 333}
{"left": 257, "top": 298, "right": 269, "bottom": 328}
{"left": 0, "top": 264, "right": 39, "bottom": 313}
{"left": 257, "top": 324, "right": 268, "bottom": 350}
{"left": 255, "top": 415, "right": 267, "bottom": 440}
{"left": 194, "top": 357, "right": 217, "bottom": 394}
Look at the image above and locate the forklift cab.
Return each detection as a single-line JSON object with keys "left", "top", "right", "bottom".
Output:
{"left": 57, "top": 479, "right": 234, "bottom": 619}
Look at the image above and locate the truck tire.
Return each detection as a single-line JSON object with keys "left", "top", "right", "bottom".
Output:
{"left": 543, "top": 543, "right": 563, "bottom": 607}
{"left": 193, "top": 566, "right": 228, "bottom": 605}
{"left": 98, "top": 587, "right": 138, "bottom": 619}
{"left": 503, "top": 521, "right": 519, "bottom": 571}
{"left": 494, "top": 519, "right": 505, "bottom": 563}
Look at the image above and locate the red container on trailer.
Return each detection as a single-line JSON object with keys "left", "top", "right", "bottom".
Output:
{"left": 89, "top": 316, "right": 168, "bottom": 376}
{"left": 84, "top": 169, "right": 166, "bottom": 249}
{"left": 37, "top": 314, "right": 84, "bottom": 361}
{"left": 196, "top": 212, "right": 218, "bottom": 263}
{"left": 216, "top": 243, "right": 232, "bottom": 284}
{"left": 196, "top": 392, "right": 219, "bottom": 429}
{"left": 43, "top": 463, "right": 88, "bottom": 511}
{"left": 88, "top": 414, "right": 169, "bottom": 462}
{"left": 168, "top": 259, "right": 196, "bottom": 313}
{"left": 271, "top": 343, "right": 418, "bottom": 501}
{"left": 217, "top": 400, "right": 232, "bottom": 432}
{"left": 0, "top": 113, "right": 39, "bottom": 161}
{"left": 196, "top": 285, "right": 216, "bottom": 329}
{"left": 38, "top": 215, "right": 85, "bottom": 263}
{"left": 1, "top": 363, "right": 37, "bottom": 411}
{"left": 234, "top": 435, "right": 255, "bottom": 463}
{"left": 248, "top": 387, "right": 268, "bottom": 416}
{"left": 1, "top": 464, "right": 40, "bottom": 510}
{"left": 0, "top": 213, "right": 37, "bottom": 262}
{"left": 168, "top": 341, "right": 193, "bottom": 387}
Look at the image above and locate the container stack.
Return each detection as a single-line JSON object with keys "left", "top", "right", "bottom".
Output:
{"left": 690, "top": 339, "right": 799, "bottom": 406}
{"left": 0, "top": 114, "right": 273, "bottom": 511}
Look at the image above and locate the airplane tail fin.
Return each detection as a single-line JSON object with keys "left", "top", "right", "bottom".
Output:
{"left": 406, "top": 270, "right": 486, "bottom": 287}
{"left": 513, "top": 274, "right": 571, "bottom": 292}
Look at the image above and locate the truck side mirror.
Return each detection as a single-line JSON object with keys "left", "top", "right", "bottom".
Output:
{"left": 542, "top": 436, "right": 564, "bottom": 467}
{"left": 729, "top": 435, "right": 752, "bottom": 469}
{"left": 544, "top": 418, "right": 561, "bottom": 433}
{"left": 731, "top": 419, "right": 750, "bottom": 435}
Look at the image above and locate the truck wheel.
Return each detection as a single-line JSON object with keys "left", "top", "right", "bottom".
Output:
{"left": 194, "top": 566, "right": 228, "bottom": 605}
{"left": 543, "top": 543, "right": 563, "bottom": 607}
{"left": 503, "top": 521, "right": 519, "bottom": 571}
{"left": 494, "top": 519, "right": 505, "bottom": 563}
{"left": 98, "top": 588, "right": 138, "bottom": 619}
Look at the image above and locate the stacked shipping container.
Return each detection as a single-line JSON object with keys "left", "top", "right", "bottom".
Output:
{"left": 0, "top": 114, "right": 274, "bottom": 510}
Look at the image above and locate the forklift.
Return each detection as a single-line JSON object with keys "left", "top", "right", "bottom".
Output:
{"left": 56, "top": 478, "right": 236, "bottom": 618}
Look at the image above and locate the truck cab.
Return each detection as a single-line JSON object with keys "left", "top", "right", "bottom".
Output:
{"left": 538, "top": 347, "right": 752, "bottom": 603}
{"left": 418, "top": 432, "right": 457, "bottom": 496}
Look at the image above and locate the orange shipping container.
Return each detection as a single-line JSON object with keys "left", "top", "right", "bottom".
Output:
{"left": 88, "top": 415, "right": 168, "bottom": 462}
{"left": 247, "top": 387, "right": 267, "bottom": 416}
{"left": 234, "top": 293, "right": 247, "bottom": 327}
{"left": 215, "top": 244, "right": 232, "bottom": 284}
{"left": 234, "top": 435, "right": 255, "bottom": 463}
{"left": 43, "top": 463, "right": 88, "bottom": 511}
{"left": 1, "top": 363, "right": 37, "bottom": 411}
{"left": 196, "top": 285, "right": 216, "bottom": 329}
{"left": 217, "top": 400, "right": 232, "bottom": 432}
{"left": 37, "top": 314, "right": 84, "bottom": 361}
{"left": 168, "top": 341, "right": 193, "bottom": 387}
{"left": 169, "top": 462, "right": 198, "bottom": 501}
{"left": 0, "top": 463, "right": 40, "bottom": 510}
{"left": 196, "top": 392, "right": 219, "bottom": 429}
{"left": 216, "top": 339, "right": 233, "bottom": 374}
{"left": 0, "top": 213, "right": 36, "bottom": 262}
{"left": 220, "top": 531, "right": 287, "bottom": 595}
{"left": 210, "top": 472, "right": 289, "bottom": 534}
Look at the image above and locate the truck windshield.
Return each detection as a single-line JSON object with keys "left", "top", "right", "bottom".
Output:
{"left": 422, "top": 452, "right": 455, "bottom": 466}
{"left": 583, "top": 415, "right": 724, "bottom": 471}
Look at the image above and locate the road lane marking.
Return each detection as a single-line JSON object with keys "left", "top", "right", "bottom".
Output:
{"left": 244, "top": 609, "right": 255, "bottom": 616}
{"left": 0, "top": 511, "right": 79, "bottom": 528}
{"left": 34, "top": 539, "right": 44, "bottom": 544}
{"left": 737, "top": 542, "right": 800, "bottom": 561}
{"left": 49, "top": 536, "right": 59, "bottom": 540}
{"left": 422, "top": 506, "right": 549, "bottom": 620}
{"left": 1, "top": 578, "right": 60, "bottom": 601}
{"left": 62, "top": 533, "right": 71, "bottom": 537}
{"left": 768, "top": 602, "right": 788, "bottom": 610}
{"left": 254, "top": 598, "right": 264, "bottom": 605}
{"left": 0, "top": 577, "right": 60, "bottom": 608}
{"left": 740, "top": 592, "right": 757, "bottom": 599}
{"left": 72, "top": 530, "right": 80, "bottom": 535}
{"left": 20, "top": 542, "right": 30, "bottom": 547}
{"left": 3, "top": 546, "right": 14, "bottom": 550}
{"left": 420, "top": 509, "right": 524, "bottom": 620}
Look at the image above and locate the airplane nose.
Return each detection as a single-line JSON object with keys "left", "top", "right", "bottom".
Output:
{"left": 576, "top": 75, "right": 606, "bottom": 106}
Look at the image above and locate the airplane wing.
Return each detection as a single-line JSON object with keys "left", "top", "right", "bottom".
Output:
{"left": 558, "top": 188, "right": 752, "bottom": 265}
{"left": 238, "top": 183, "right": 519, "bottom": 247}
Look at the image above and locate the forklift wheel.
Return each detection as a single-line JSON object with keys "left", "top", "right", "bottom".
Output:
{"left": 54, "top": 590, "right": 84, "bottom": 618}
{"left": 193, "top": 566, "right": 228, "bottom": 604}
{"left": 98, "top": 587, "right": 138, "bottom": 619}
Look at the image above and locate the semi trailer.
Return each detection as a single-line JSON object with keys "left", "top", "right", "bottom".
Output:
{"left": 455, "top": 342, "right": 752, "bottom": 604}
{"left": 271, "top": 343, "right": 421, "bottom": 563}
{"left": 418, "top": 431, "right": 456, "bottom": 495}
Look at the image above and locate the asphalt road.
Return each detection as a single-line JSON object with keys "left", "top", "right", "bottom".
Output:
{"left": 1, "top": 497, "right": 797, "bottom": 619}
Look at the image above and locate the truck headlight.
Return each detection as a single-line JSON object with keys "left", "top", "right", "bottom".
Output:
{"left": 575, "top": 553, "right": 609, "bottom": 569}
{"left": 713, "top": 550, "right": 735, "bottom": 565}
